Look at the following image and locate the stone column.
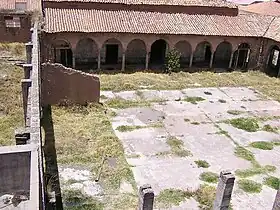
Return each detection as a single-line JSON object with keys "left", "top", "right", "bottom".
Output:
{"left": 213, "top": 171, "right": 235, "bottom": 210}
{"left": 25, "top": 42, "right": 33, "bottom": 64}
{"left": 98, "top": 50, "right": 101, "bottom": 70}
{"left": 138, "top": 184, "right": 154, "bottom": 210}
{"left": 189, "top": 52, "right": 193, "bottom": 68}
{"left": 234, "top": 50, "right": 240, "bottom": 69}
{"left": 22, "top": 64, "right": 32, "bottom": 79}
{"left": 273, "top": 189, "right": 280, "bottom": 210}
{"left": 209, "top": 52, "right": 214, "bottom": 68}
{"left": 72, "top": 53, "right": 76, "bottom": 69}
{"left": 21, "top": 79, "right": 32, "bottom": 126}
{"left": 145, "top": 52, "right": 150, "bottom": 70}
{"left": 122, "top": 53, "right": 126, "bottom": 71}
{"left": 228, "top": 52, "right": 234, "bottom": 69}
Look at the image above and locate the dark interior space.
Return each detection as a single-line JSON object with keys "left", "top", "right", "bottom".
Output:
{"left": 105, "top": 44, "right": 118, "bottom": 64}
{"left": 150, "top": 39, "right": 167, "bottom": 65}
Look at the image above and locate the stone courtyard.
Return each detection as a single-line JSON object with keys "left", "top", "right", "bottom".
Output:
{"left": 101, "top": 87, "right": 280, "bottom": 209}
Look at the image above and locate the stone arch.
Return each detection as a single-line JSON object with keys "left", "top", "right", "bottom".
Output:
{"left": 101, "top": 38, "right": 123, "bottom": 70}
{"left": 232, "top": 43, "right": 250, "bottom": 69}
{"left": 266, "top": 45, "right": 280, "bottom": 77}
{"left": 174, "top": 40, "right": 192, "bottom": 67}
{"left": 213, "top": 41, "right": 232, "bottom": 68}
{"left": 75, "top": 38, "right": 98, "bottom": 70}
{"left": 193, "top": 41, "right": 212, "bottom": 68}
{"left": 126, "top": 39, "right": 146, "bottom": 69}
{"left": 149, "top": 39, "right": 168, "bottom": 68}
{"left": 51, "top": 39, "right": 73, "bottom": 68}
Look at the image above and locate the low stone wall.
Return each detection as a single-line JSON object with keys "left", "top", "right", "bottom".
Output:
{"left": 41, "top": 63, "right": 100, "bottom": 105}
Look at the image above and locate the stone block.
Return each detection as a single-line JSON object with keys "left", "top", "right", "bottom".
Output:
{"left": 138, "top": 184, "right": 154, "bottom": 210}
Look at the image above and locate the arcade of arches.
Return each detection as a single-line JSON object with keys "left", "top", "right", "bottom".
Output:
{"left": 50, "top": 38, "right": 279, "bottom": 76}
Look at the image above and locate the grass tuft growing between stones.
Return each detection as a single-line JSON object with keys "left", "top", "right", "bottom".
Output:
{"left": 199, "top": 172, "right": 219, "bottom": 183}
{"left": 190, "top": 121, "right": 200, "bottom": 125}
{"left": 194, "top": 184, "right": 216, "bottom": 210}
{"left": 195, "top": 160, "right": 210, "bottom": 168}
{"left": 227, "top": 110, "right": 244, "bottom": 115}
{"left": 264, "top": 176, "right": 280, "bottom": 190}
{"left": 116, "top": 125, "right": 145, "bottom": 132}
{"left": 250, "top": 141, "right": 274, "bottom": 150}
{"left": 166, "top": 136, "right": 192, "bottom": 157}
{"left": 183, "top": 96, "right": 205, "bottom": 104}
{"left": 235, "top": 165, "right": 276, "bottom": 178}
{"left": 105, "top": 97, "right": 151, "bottom": 109}
{"left": 218, "top": 99, "right": 227, "bottom": 103}
{"left": 262, "top": 124, "right": 278, "bottom": 133}
{"left": 227, "top": 117, "right": 259, "bottom": 132}
{"left": 157, "top": 185, "right": 217, "bottom": 210}
{"left": 238, "top": 179, "right": 262, "bottom": 193}
{"left": 184, "top": 118, "right": 190, "bottom": 122}
{"left": 234, "top": 146, "right": 256, "bottom": 162}
{"left": 63, "top": 189, "right": 104, "bottom": 210}
{"left": 157, "top": 188, "right": 193, "bottom": 206}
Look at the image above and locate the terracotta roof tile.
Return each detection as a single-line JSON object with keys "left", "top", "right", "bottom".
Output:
{"left": 264, "top": 17, "right": 280, "bottom": 42}
{"left": 44, "top": 8, "right": 273, "bottom": 37}
{"left": 0, "top": 0, "right": 41, "bottom": 11}
{"left": 43, "top": 0, "right": 237, "bottom": 8}
{"left": 240, "top": 1, "right": 280, "bottom": 16}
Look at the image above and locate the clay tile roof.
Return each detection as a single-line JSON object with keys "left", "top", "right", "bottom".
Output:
{"left": 43, "top": 0, "right": 237, "bottom": 8}
{"left": 0, "top": 0, "right": 41, "bottom": 11}
{"left": 240, "top": 1, "right": 280, "bottom": 16}
{"left": 44, "top": 8, "right": 273, "bottom": 37}
{"left": 264, "top": 17, "right": 280, "bottom": 42}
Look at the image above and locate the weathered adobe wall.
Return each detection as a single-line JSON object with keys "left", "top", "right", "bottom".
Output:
{"left": 44, "top": 1, "right": 238, "bottom": 16}
{"left": 0, "top": 13, "right": 31, "bottom": 42}
{"left": 44, "top": 32, "right": 262, "bottom": 69}
{"left": 41, "top": 63, "right": 100, "bottom": 105}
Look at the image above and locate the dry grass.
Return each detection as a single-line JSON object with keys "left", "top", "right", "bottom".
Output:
{"left": 0, "top": 51, "right": 24, "bottom": 146}
{"left": 0, "top": 43, "right": 26, "bottom": 60}
{"left": 99, "top": 71, "right": 280, "bottom": 101}
{"left": 51, "top": 104, "right": 137, "bottom": 208}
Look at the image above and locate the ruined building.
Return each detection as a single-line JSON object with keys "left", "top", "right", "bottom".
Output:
{"left": 40, "top": 0, "right": 280, "bottom": 77}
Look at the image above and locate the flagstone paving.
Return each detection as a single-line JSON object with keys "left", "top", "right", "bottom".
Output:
{"left": 102, "top": 87, "right": 280, "bottom": 209}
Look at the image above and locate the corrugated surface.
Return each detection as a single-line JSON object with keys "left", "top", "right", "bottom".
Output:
{"left": 240, "top": 1, "right": 280, "bottom": 16}
{"left": 0, "top": 0, "right": 41, "bottom": 11}
{"left": 43, "top": 0, "right": 237, "bottom": 8}
{"left": 44, "top": 8, "right": 273, "bottom": 37}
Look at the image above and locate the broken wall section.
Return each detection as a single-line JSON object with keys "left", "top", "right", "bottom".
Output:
{"left": 41, "top": 63, "right": 100, "bottom": 105}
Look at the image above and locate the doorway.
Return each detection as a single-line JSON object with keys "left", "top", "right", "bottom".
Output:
{"left": 106, "top": 44, "right": 118, "bottom": 64}
{"left": 55, "top": 48, "right": 73, "bottom": 68}
{"left": 205, "top": 45, "right": 211, "bottom": 62}
{"left": 150, "top": 39, "right": 167, "bottom": 64}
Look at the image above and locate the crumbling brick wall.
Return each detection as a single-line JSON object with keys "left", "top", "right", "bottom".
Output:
{"left": 41, "top": 63, "right": 100, "bottom": 105}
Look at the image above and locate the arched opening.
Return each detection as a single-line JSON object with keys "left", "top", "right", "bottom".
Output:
{"left": 101, "top": 38, "right": 123, "bottom": 70}
{"left": 174, "top": 41, "right": 192, "bottom": 68}
{"left": 193, "top": 41, "right": 212, "bottom": 68}
{"left": 213, "top": 41, "right": 232, "bottom": 69}
{"left": 126, "top": 39, "right": 146, "bottom": 70}
{"left": 75, "top": 38, "right": 98, "bottom": 70}
{"left": 266, "top": 45, "right": 280, "bottom": 77}
{"left": 52, "top": 40, "right": 73, "bottom": 68}
{"left": 149, "top": 39, "right": 168, "bottom": 68}
{"left": 232, "top": 43, "right": 250, "bottom": 69}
